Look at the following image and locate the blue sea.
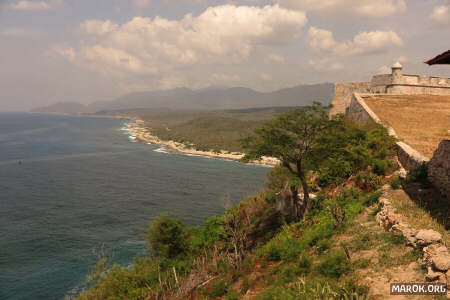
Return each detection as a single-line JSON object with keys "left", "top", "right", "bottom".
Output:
{"left": 0, "top": 113, "right": 269, "bottom": 300}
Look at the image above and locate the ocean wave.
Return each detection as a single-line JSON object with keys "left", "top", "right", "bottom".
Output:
{"left": 184, "top": 153, "right": 235, "bottom": 163}
{"left": 245, "top": 162, "right": 274, "bottom": 168}
{"left": 185, "top": 153, "right": 206, "bottom": 158}
{"left": 153, "top": 146, "right": 169, "bottom": 154}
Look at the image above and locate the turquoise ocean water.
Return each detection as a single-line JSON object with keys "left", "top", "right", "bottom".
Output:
{"left": 0, "top": 113, "right": 269, "bottom": 299}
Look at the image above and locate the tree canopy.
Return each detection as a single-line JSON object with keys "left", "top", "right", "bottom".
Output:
{"left": 242, "top": 102, "right": 337, "bottom": 218}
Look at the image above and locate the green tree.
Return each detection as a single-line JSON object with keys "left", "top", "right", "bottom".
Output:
{"left": 242, "top": 102, "right": 335, "bottom": 218}
{"left": 141, "top": 214, "right": 187, "bottom": 259}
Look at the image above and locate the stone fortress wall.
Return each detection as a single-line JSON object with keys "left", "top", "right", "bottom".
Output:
{"left": 331, "top": 63, "right": 450, "bottom": 115}
{"left": 329, "top": 82, "right": 372, "bottom": 115}
{"left": 331, "top": 63, "right": 449, "bottom": 198}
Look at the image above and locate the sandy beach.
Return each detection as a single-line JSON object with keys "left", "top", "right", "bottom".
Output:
{"left": 125, "top": 119, "right": 279, "bottom": 167}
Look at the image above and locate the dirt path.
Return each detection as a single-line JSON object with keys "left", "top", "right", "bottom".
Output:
{"left": 348, "top": 208, "right": 434, "bottom": 299}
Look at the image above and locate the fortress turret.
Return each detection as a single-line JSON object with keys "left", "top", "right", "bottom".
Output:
{"left": 391, "top": 62, "right": 403, "bottom": 85}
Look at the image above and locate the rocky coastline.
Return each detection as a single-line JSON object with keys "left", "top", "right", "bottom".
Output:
{"left": 125, "top": 119, "right": 279, "bottom": 167}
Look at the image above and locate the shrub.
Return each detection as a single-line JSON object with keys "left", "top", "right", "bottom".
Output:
{"left": 266, "top": 246, "right": 282, "bottom": 261}
{"left": 280, "top": 265, "right": 302, "bottom": 283}
{"left": 361, "top": 191, "right": 382, "bottom": 206}
{"left": 317, "top": 158, "right": 353, "bottom": 187}
{"left": 374, "top": 146, "right": 388, "bottom": 159}
{"left": 256, "top": 280, "right": 368, "bottom": 300}
{"left": 380, "top": 232, "right": 405, "bottom": 245}
{"left": 304, "top": 222, "right": 335, "bottom": 247}
{"left": 314, "top": 119, "right": 396, "bottom": 190}
{"left": 355, "top": 172, "right": 382, "bottom": 191}
{"left": 353, "top": 258, "right": 371, "bottom": 269}
{"left": 264, "top": 191, "right": 277, "bottom": 205}
{"left": 189, "top": 215, "right": 226, "bottom": 252}
{"left": 406, "top": 162, "right": 431, "bottom": 187}
{"left": 316, "top": 250, "right": 351, "bottom": 278}
{"left": 141, "top": 215, "right": 188, "bottom": 259}
{"left": 256, "top": 286, "right": 299, "bottom": 300}
{"left": 225, "top": 290, "right": 240, "bottom": 300}
{"left": 206, "top": 279, "right": 228, "bottom": 298}
{"left": 265, "top": 165, "right": 299, "bottom": 191}
{"left": 372, "top": 158, "right": 391, "bottom": 175}
{"left": 296, "top": 254, "right": 312, "bottom": 275}
{"left": 316, "top": 239, "right": 331, "bottom": 254}
{"left": 261, "top": 230, "right": 307, "bottom": 262}
{"left": 307, "top": 192, "right": 326, "bottom": 218}
{"left": 389, "top": 176, "right": 402, "bottom": 189}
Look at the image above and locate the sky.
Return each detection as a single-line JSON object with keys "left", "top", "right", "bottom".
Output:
{"left": 0, "top": 0, "right": 449, "bottom": 111}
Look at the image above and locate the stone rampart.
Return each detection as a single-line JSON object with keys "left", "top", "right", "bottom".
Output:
{"left": 347, "top": 93, "right": 379, "bottom": 123}
{"left": 371, "top": 74, "right": 392, "bottom": 87}
{"left": 396, "top": 141, "right": 429, "bottom": 171}
{"left": 387, "top": 84, "right": 450, "bottom": 95}
{"left": 341, "top": 62, "right": 449, "bottom": 195}
{"left": 403, "top": 74, "right": 450, "bottom": 86}
{"left": 347, "top": 93, "right": 430, "bottom": 171}
{"left": 428, "top": 140, "right": 450, "bottom": 198}
{"left": 331, "top": 63, "right": 450, "bottom": 116}
{"left": 330, "top": 82, "right": 372, "bottom": 115}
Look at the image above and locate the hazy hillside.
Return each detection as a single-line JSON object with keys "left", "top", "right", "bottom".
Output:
{"left": 31, "top": 102, "right": 89, "bottom": 114}
{"left": 31, "top": 83, "right": 334, "bottom": 114}
{"left": 131, "top": 107, "right": 301, "bottom": 152}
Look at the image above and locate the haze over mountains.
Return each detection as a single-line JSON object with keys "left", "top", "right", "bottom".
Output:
{"left": 31, "top": 83, "right": 334, "bottom": 114}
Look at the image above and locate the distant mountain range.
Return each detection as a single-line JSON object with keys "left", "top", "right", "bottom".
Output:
{"left": 31, "top": 83, "right": 334, "bottom": 114}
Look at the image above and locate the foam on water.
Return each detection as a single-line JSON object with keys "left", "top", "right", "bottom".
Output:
{"left": 153, "top": 146, "right": 169, "bottom": 153}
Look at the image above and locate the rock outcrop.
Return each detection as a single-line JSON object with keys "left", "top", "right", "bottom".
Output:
{"left": 376, "top": 187, "right": 449, "bottom": 286}
{"left": 428, "top": 140, "right": 450, "bottom": 198}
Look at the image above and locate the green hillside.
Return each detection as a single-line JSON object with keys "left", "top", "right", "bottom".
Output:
{"left": 133, "top": 108, "right": 299, "bottom": 152}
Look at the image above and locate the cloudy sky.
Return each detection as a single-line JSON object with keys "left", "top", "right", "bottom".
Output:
{"left": 1, "top": 0, "right": 449, "bottom": 111}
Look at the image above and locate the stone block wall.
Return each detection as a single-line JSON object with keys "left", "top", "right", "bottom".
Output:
{"left": 371, "top": 74, "right": 392, "bottom": 87}
{"left": 347, "top": 93, "right": 430, "bottom": 172}
{"left": 347, "top": 93, "right": 378, "bottom": 123}
{"left": 428, "top": 140, "right": 450, "bottom": 198}
{"left": 330, "top": 82, "right": 372, "bottom": 115}
{"left": 396, "top": 141, "right": 429, "bottom": 171}
{"left": 402, "top": 75, "right": 450, "bottom": 87}
{"left": 386, "top": 84, "right": 450, "bottom": 95}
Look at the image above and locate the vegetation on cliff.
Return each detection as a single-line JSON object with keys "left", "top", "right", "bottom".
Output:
{"left": 77, "top": 104, "right": 403, "bottom": 299}
{"left": 134, "top": 107, "right": 302, "bottom": 153}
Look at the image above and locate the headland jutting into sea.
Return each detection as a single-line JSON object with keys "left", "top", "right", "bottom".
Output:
{"left": 123, "top": 118, "right": 279, "bottom": 166}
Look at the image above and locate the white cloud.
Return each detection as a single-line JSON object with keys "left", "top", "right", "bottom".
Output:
{"left": 212, "top": 73, "right": 241, "bottom": 83}
{"left": 79, "top": 20, "right": 119, "bottom": 36}
{"left": 260, "top": 73, "right": 272, "bottom": 80}
{"left": 54, "top": 4, "right": 307, "bottom": 89}
{"left": 0, "top": 27, "right": 41, "bottom": 37}
{"left": 308, "top": 58, "right": 344, "bottom": 71}
{"left": 307, "top": 26, "right": 403, "bottom": 56}
{"left": 264, "top": 53, "right": 285, "bottom": 64}
{"left": 397, "top": 55, "right": 408, "bottom": 63}
{"left": 273, "top": 0, "right": 406, "bottom": 18}
{"left": 6, "top": 0, "right": 61, "bottom": 10}
{"left": 49, "top": 45, "right": 75, "bottom": 61}
{"left": 377, "top": 65, "right": 391, "bottom": 74}
{"left": 430, "top": 5, "right": 449, "bottom": 26}
{"left": 134, "top": 0, "right": 151, "bottom": 8}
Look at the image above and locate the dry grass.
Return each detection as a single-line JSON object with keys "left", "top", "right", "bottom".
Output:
{"left": 337, "top": 209, "right": 430, "bottom": 300}
{"left": 385, "top": 184, "right": 449, "bottom": 247}
{"left": 363, "top": 94, "right": 450, "bottom": 157}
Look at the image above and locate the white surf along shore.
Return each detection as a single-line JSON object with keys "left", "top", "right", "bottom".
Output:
{"left": 123, "top": 119, "right": 279, "bottom": 167}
